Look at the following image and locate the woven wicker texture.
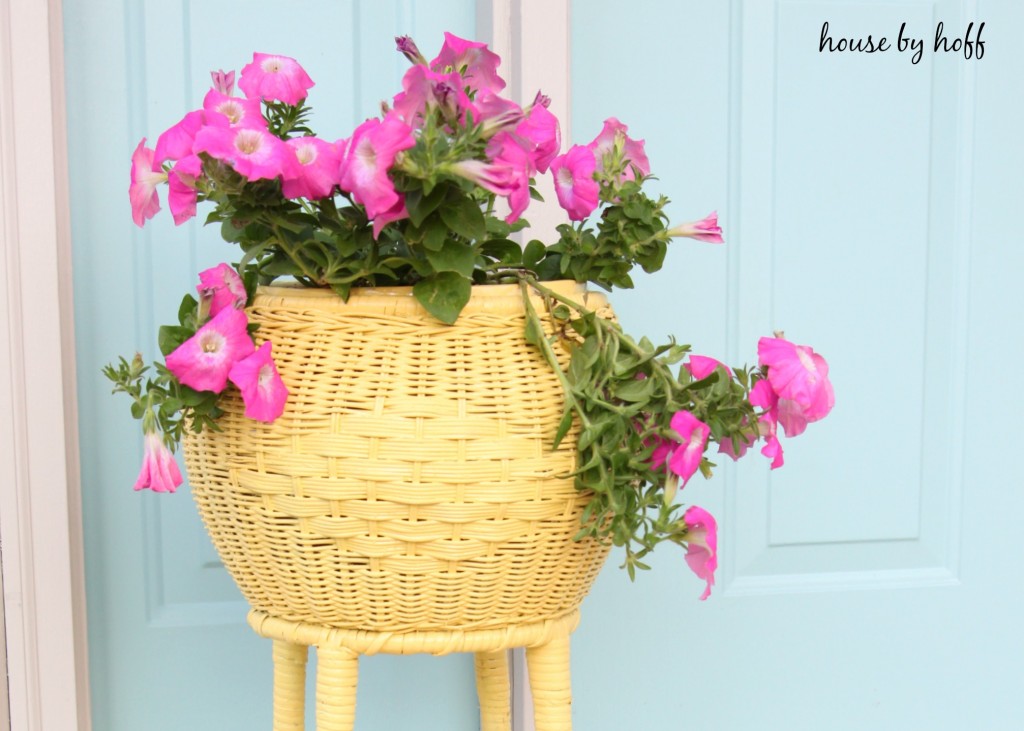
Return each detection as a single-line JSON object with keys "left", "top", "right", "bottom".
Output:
{"left": 184, "top": 282, "right": 611, "bottom": 632}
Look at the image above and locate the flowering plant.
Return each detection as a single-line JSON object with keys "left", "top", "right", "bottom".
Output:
{"left": 108, "top": 33, "right": 834, "bottom": 599}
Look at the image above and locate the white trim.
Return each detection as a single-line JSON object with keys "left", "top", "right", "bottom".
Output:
{"left": 480, "top": 2, "right": 573, "bottom": 729}
{"left": 0, "top": 0, "right": 90, "bottom": 729}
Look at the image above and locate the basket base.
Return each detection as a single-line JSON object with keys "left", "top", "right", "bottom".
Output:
{"left": 248, "top": 609, "right": 579, "bottom": 730}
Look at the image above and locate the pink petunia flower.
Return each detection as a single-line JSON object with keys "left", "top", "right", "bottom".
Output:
{"left": 197, "top": 263, "right": 246, "bottom": 316}
{"left": 515, "top": 99, "right": 561, "bottom": 173}
{"left": 165, "top": 307, "right": 254, "bottom": 393}
{"left": 718, "top": 429, "right": 756, "bottom": 461}
{"left": 395, "top": 35, "right": 427, "bottom": 66}
{"left": 749, "top": 379, "right": 784, "bottom": 469}
{"left": 667, "top": 211, "right": 724, "bottom": 244}
{"left": 757, "top": 336, "right": 835, "bottom": 436}
{"left": 129, "top": 138, "right": 167, "bottom": 227}
{"left": 448, "top": 159, "right": 517, "bottom": 197}
{"left": 167, "top": 154, "right": 203, "bottom": 225}
{"left": 134, "top": 431, "right": 183, "bottom": 493}
{"left": 203, "top": 89, "right": 267, "bottom": 130}
{"left": 430, "top": 32, "right": 505, "bottom": 95}
{"left": 228, "top": 341, "right": 289, "bottom": 422}
{"left": 282, "top": 137, "right": 342, "bottom": 200}
{"left": 685, "top": 354, "right": 729, "bottom": 381}
{"left": 154, "top": 110, "right": 216, "bottom": 167}
{"left": 210, "top": 69, "right": 235, "bottom": 96}
{"left": 392, "top": 65, "right": 472, "bottom": 128}
{"left": 550, "top": 145, "right": 598, "bottom": 221}
{"left": 371, "top": 197, "right": 410, "bottom": 239}
{"left": 485, "top": 132, "right": 535, "bottom": 223}
{"left": 683, "top": 505, "right": 718, "bottom": 601}
{"left": 238, "top": 53, "right": 314, "bottom": 106}
{"left": 650, "top": 410, "right": 711, "bottom": 489}
{"left": 587, "top": 117, "right": 650, "bottom": 180}
{"left": 473, "top": 93, "right": 525, "bottom": 138}
{"left": 339, "top": 115, "right": 415, "bottom": 224}
{"left": 193, "top": 126, "right": 296, "bottom": 182}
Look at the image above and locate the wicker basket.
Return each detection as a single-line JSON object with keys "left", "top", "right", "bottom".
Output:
{"left": 183, "top": 281, "right": 611, "bottom": 633}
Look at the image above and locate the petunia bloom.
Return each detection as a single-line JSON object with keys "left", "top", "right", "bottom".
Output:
{"left": 485, "top": 132, "right": 535, "bottom": 223}
{"left": 134, "top": 431, "right": 183, "bottom": 493}
{"left": 667, "top": 211, "right": 724, "bottom": 244}
{"left": 650, "top": 410, "right": 711, "bottom": 490}
{"left": 193, "top": 126, "right": 296, "bottom": 182}
{"left": 238, "top": 53, "right": 314, "bottom": 106}
{"left": 129, "top": 139, "right": 167, "bottom": 227}
{"left": 515, "top": 99, "right": 561, "bottom": 173}
{"left": 167, "top": 154, "right": 203, "bottom": 225}
{"left": 683, "top": 505, "right": 718, "bottom": 601}
{"left": 757, "top": 336, "right": 834, "bottom": 436}
{"left": 154, "top": 110, "right": 210, "bottom": 167}
{"left": 395, "top": 35, "right": 427, "bottom": 66}
{"left": 228, "top": 341, "right": 289, "bottom": 422}
{"left": 197, "top": 263, "right": 247, "bottom": 316}
{"left": 203, "top": 89, "right": 267, "bottom": 130}
{"left": 430, "top": 32, "right": 505, "bottom": 95}
{"left": 282, "top": 137, "right": 341, "bottom": 200}
{"left": 165, "top": 307, "right": 254, "bottom": 393}
{"left": 685, "top": 354, "right": 729, "bottom": 381}
{"left": 550, "top": 145, "right": 599, "bottom": 221}
{"left": 210, "top": 69, "right": 235, "bottom": 96}
{"left": 749, "top": 379, "right": 784, "bottom": 469}
{"left": 339, "top": 115, "right": 415, "bottom": 228}
{"left": 587, "top": 117, "right": 650, "bottom": 180}
{"left": 391, "top": 65, "right": 472, "bottom": 128}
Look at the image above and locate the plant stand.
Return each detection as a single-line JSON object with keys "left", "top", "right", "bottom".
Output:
{"left": 249, "top": 609, "right": 580, "bottom": 730}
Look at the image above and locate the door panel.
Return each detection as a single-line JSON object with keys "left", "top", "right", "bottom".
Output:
{"left": 571, "top": 1, "right": 1023, "bottom": 728}
{"left": 65, "top": 2, "right": 481, "bottom": 729}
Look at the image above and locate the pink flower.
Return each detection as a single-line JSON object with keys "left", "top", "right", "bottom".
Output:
{"left": 550, "top": 145, "right": 598, "bottom": 221}
{"left": 515, "top": 100, "right": 560, "bottom": 173}
{"left": 210, "top": 69, "right": 235, "bottom": 96}
{"left": 339, "top": 115, "right": 415, "bottom": 223}
{"left": 650, "top": 411, "right": 710, "bottom": 489}
{"left": 167, "top": 154, "right": 203, "bottom": 225}
{"left": 392, "top": 65, "right": 472, "bottom": 127}
{"left": 165, "top": 307, "right": 254, "bottom": 393}
{"left": 448, "top": 159, "right": 517, "bottom": 197}
{"left": 134, "top": 432, "right": 183, "bottom": 493}
{"left": 757, "top": 336, "right": 835, "bottom": 436}
{"left": 685, "top": 355, "right": 729, "bottom": 381}
{"left": 485, "top": 132, "right": 535, "bottom": 223}
{"left": 282, "top": 137, "right": 341, "bottom": 200}
{"left": 683, "top": 506, "right": 718, "bottom": 601}
{"left": 193, "top": 126, "right": 296, "bottom": 182}
{"left": 749, "top": 379, "right": 784, "bottom": 469}
{"left": 395, "top": 35, "right": 427, "bottom": 66}
{"left": 473, "top": 93, "right": 525, "bottom": 138}
{"left": 667, "top": 211, "right": 724, "bottom": 244}
{"left": 371, "top": 198, "right": 409, "bottom": 239}
{"left": 430, "top": 32, "right": 505, "bottom": 95}
{"left": 197, "top": 263, "right": 246, "bottom": 316}
{"left": 587, "top": 117, "right": 650, "bottom": 180}
{"left": 203, "top": 89, "right": 266, "bottom": 130}
{"left": 718, "top": 430, "right": 756, "bottom": 461}
{"left": 228, "top": 341, "right": 289, "bottom": 422}
{"left": 238, "top": 53, "right": 314, "bottom": 106}
{"left": 154, "top": 110, "right": 213, "bottom": 167}
{"left": 129, "top": 138, "right": 167, "bottom": 227}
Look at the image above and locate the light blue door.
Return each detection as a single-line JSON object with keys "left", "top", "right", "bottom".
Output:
{"left": 65, "top": 2, "right": 482, "bottom": 728}
{"left": 570, "top": 1, "right": 1024, "bottom": 728}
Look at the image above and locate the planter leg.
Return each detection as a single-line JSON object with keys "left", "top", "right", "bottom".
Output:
{"left": 526, "top": 635, "right": 572, "bottom": 731}
{"left": 475, "top": 650, "right": 511, "bottom": 731}
{"left": 272, "top": 640, "right": 308, "bottom": 731}
{"left": 315, "top": 646, "right": 359, "bottom": 731}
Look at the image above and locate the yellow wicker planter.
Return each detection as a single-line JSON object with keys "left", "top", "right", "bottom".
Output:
{"left": 182, "top": 281, "right": 611, "bottom": 730}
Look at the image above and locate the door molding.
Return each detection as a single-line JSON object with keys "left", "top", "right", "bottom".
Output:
{"left": 0, "top": 0, "right": 90, "bottom": 729}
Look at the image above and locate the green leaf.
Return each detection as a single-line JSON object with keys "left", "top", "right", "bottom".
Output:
{"left": 523, "top": 239, "right": 546, "bottom": 269}
{"left": 177, "top": 294, "right": 198, "bottom": 326}
{"left": 614, "top": 377, "right": 654, "bottom": 402}
{"left": 481, "top": 239, "right": 522, "bottom": 265}
{"left": 439, "top": 195, "right": 486, "bottom": 241}
{"left": 552, "top": 407, "right": 574, "bottom": 449}
{"left": 158, "top": 325, "right": 193, "bottom": 357}
{"left": 412, "top": 272, "right": 472, "bottom": 324}
{"left": 426, "top": 239, "right": 477, "bottom": 278}
{"left": 422, "top": 217, "right": 449, "bottom": 251}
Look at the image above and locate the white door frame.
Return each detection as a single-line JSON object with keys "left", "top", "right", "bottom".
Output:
{"left": 0, "top": 1, "right": 570, "bottom": 729}
{"left": 0, "top": 0, "right": 91, "bottom": 728}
